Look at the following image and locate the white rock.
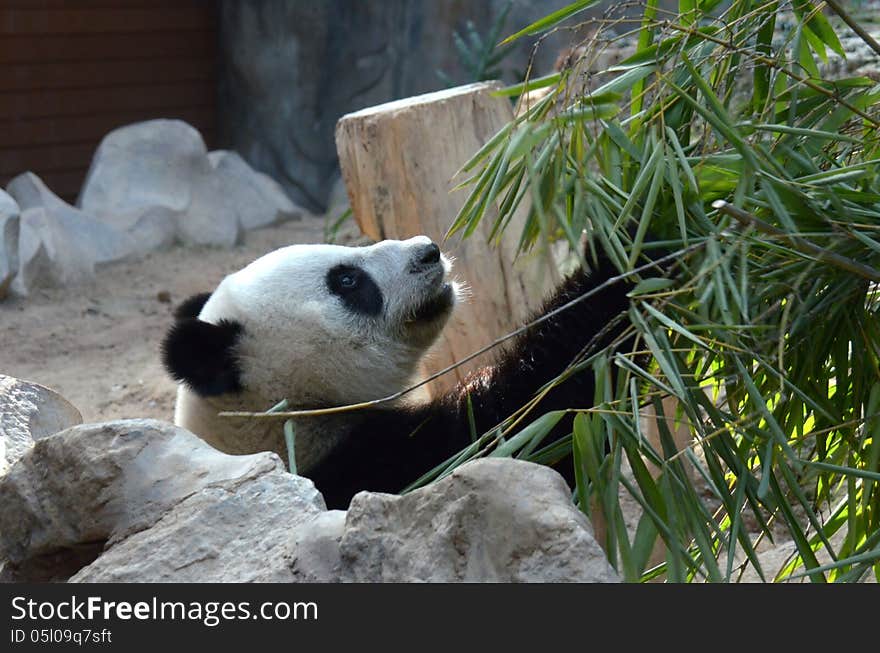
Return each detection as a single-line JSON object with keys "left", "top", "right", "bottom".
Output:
{"left": 5, "top": 172, "right": 137, "bottom": 295}
{"left": 180, "top": 165, "right": 242, "bottom": 247}
{"left": 72, "top": 471, "right": 325, "bottom": 583}
{"left": 0, "top": 189, "right": 19, "bottom": 215}
{"left": 0, "top": 419, "right": 321, "bottom": 582}
{"left": 11, "top": 206, "right": 133, "bottom": 295}
{"left": 0, "top": 191, "right": 19, "bottom": 298}
{"left": 208, "top": 150, "right": 304, "bottom": 230}
{"left": 337, "top": 458, "right": 619, "bottom": 582}
{"left": 0, "top": 420, "right": 615, "bottom": 582}
{"left": 0, "top": 375, "right": 82, "bottom": 476}
{"left": 79, "top": 120, "right": 242, "bottom": 248}
{"left": 79, "top": 119, "right": 206, "bottom": 219}
{"left": 107, "top": 205, "right": 178, "bottom": 257}
{"left": 286, "top": 510, "right": 346, "bottom": 581}
{"left": 6, "top": 171, "right": 70, "bottom": 212}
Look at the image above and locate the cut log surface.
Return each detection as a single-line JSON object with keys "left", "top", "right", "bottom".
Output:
{"left": 336, "top": 82, "right": 555, "bottom": 396}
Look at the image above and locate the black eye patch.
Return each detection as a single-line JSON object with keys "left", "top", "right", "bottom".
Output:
{"left": 326, "top": 264, "right": 383, "bottom": 316}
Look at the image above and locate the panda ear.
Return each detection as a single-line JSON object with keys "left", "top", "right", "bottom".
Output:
{"left": 161, "top": 318, "right": 244, "bottom": 396}
{"left": 173, "top": 292, "right": 213, "bottom": 321}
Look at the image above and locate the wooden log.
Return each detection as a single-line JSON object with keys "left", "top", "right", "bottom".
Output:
{"left": 336, "top": 82, "right": 556, "bottom": 396}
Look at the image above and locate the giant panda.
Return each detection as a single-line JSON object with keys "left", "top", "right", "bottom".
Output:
{"left": 162, "top": 234, "right": 638, "bottom": 509}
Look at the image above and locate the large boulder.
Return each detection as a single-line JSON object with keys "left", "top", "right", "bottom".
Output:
{"left": 79, "top": 119, "right": 207, "bottom": 220}
{"left": 0, "top": 190, "right": 19, "bottom": 298}
{"left": 76, "top": 458, "right": 616, "bottom": 583}
{"left": 0, "top": 375, "right": 82, "bottom": 477}
{"left": 71, "top": 470, "right": 325, "bottom": 583}
{"left": 12, "top": 206, "right": 132, "bottom": 295}
{"left": 208, "top": 150, "right": 305, "bottom": 230}
{"left": 78, "top": 120, "right": 293, "bottom": 248}
{"left": 6, "top": 172, "right": 137, "bottom": 295}
{"left": 0, "top": 419, "right": 321, "bottom": 581}
{"left": 180, "top": 168, "right": 243, "bottom": 247}
{"left": 6, "top": 171, "right": 70, "bottom": 213}
{"left": 335, "top": 459, "right": 618, "bottom": 582}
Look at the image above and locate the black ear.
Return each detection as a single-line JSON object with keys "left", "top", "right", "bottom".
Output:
{"left": 174, "top": 292, "right": 213, "bottom": 321}
{"left": 161, "top": 318, "right": 244, "bottom": 396}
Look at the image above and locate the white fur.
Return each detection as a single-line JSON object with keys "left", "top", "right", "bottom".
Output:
{"left": 173, "top": 237, "right": 458, "bottom": 470}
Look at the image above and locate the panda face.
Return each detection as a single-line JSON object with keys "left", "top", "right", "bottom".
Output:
{"left": 164, "top": 236, "right": 460, "bottom": 409}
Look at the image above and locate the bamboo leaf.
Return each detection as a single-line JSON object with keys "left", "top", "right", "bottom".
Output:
{"left": 499, "top": 0, "right": 602, "bottom": 45}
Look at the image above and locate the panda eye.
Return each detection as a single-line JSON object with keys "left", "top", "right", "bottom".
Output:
{"left": 329, "top": 266, "right": 362, "bottom": 293}
{"left": 327, "top": 264, "right": 383, "bottom": 315}
{"left": 339, "top": 273, "right": 357, "bottom": 289}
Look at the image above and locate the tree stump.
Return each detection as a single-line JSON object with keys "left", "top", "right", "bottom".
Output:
{"left": 336, "top": 82, "right": 555, "bottom": 396}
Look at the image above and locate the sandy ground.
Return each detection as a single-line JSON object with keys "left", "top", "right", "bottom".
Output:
{"left": 0, "top": 218, "right": 329, "bottom": 424}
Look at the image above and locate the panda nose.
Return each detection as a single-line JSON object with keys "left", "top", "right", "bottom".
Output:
{"left": 412, "top": 242, "right": 441, "bottom": 269}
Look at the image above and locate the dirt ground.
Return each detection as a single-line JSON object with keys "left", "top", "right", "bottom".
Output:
{"left": 0, "top": 218, "right": 329, "bottom": 424}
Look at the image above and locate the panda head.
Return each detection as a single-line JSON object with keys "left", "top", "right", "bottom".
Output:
{"left": 162, "top": 236, "right": 459, "bottom": 408}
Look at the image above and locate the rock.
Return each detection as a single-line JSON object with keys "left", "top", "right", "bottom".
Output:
{"left": 0, "top": 421, "right": 614, "bottom": 582}
{"left": 337, "top": 459, "right": 618, "bottom": 582}
{"left": 99, "top": 205, "right": 178, "bottom": 257}
{"left": 72, "top": 471, "right": 325, "bottom": 583}
{"left": 0, "top": 375, "right": 82, "bottom": 476}
{"left": 79, "top": 119, "right": 206, "bottom": 220}
{"left": 287, "top": 510, "right": 346, "bottom": 581}
{"left": 7, "top": 171, "right": 71, "bottom": 212}
{"left": 0, "top": 188, "right": 22, "bottom": 214}
{"left": 0, "top": 191, "right": 19, "bottom": 298}
{"left": 179, "top": 169, "right": 242, "bottom": 248}
{"left": 208, "top": 150, "right": 305, "bottom": 230}
{"left": 5, "top": 172, "right": 137, "bottom": 295}
{"left": 79, "top": 120, "right": 241, "bottom": 248}
{"left": 0, "top": 419, "right": 323, "bottom": 582}
{"left": 11, "top": 206, "right": 133, "bottom": 295}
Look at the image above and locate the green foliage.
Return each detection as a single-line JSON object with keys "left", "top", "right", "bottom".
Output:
{"left": 437, "top": 2, "right": 518, "bottom": 86}
{"left": 426, "top": 0, "right": 880, "bottom": 582}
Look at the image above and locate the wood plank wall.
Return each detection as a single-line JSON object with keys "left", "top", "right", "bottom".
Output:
{"left": 0, "top": 0, "right": 217, "bottom": 202}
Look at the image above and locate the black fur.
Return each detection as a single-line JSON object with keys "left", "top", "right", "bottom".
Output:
{"left": 326, "top": 264, "right": 383, "bottom": 316}
{"left": 307, "top": 249, "right": 637, "bottom": 509}
{"left": 161, "top": 318, "right": 244, "bottom": 397}
{"left": 174, "top": 292, "right": 213, "bottom": 321}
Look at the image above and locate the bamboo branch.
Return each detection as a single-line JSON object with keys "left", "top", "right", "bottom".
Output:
{"left": 824, "top": 0, "right": 880, "bottom": 59}
{"left": 713, "top": 200, "right": 880, "bottom": 282}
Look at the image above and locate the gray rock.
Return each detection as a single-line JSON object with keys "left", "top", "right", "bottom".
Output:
{"left": 208, "top": 150, "right": 305, "bottom": 230}
{"left": 0, "top": 419, "right": 318, "bottom": 582}
{"left": 72, "top": 471, "right": 325, "bottom": 583}
{"left": 5, "top": 172, "right": 137, "bottom": 295}
{"left": 287, "top": 510, "right": 346, "bottom": 581}
{"left": 0, "top": 375, "right": 82, "bottom": 476}
{"left": 11, "top": 206, "right": 134, "bottom": 295}
{"left": 75, "top": 458, "right": 613, "bottom": 583}
{"left": 338, "top": 459, "right": 618, "bottom": 582}
{"left": 79, "top": 119, "right": 206, "bottom": 221}
{"left": 181, "top": 164, "right": 244, "bottom": 248}
{"left": 108, "top": 205, "right": 178, "bottom": 257}
{"left": 79, "top": 119, "right": 242, "bottom": 248}
{"left": 0, "top": 191, "right": 19, "bottom": 298}
{"left": 0, "top": 188, "right": 21, "bottom": 215}
{"left": 6, "top": 171, "right": 70, "bottom": 213}
{"left": 1, "top": 419, "right": 614, "bottom": 582}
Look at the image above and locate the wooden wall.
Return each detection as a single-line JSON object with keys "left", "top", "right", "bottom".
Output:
{"left": 0, "top": 0, "right": 217, "bottom": 202}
